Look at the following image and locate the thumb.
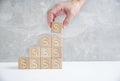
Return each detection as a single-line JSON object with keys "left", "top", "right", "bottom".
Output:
{"left": 63, "top": 13, "right": 74, "bottom": 27}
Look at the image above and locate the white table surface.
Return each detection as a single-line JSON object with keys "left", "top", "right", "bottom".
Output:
{"left": 0, "top": 62, "right": 120, "bottom": 81}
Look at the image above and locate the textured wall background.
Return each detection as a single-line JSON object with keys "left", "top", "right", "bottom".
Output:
{"left": 0, "top": 0, "right": 120, "bottom": 62}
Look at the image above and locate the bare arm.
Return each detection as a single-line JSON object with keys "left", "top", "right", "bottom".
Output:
{"left": 47, "top": 0, "right": 86, "bottom": 28}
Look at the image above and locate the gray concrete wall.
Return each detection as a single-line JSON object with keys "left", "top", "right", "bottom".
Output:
{"left": 0, "top": 0, "right": 120, "bottom": 62}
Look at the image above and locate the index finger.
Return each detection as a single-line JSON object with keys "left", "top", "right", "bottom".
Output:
{"left": 47, "top": 5, "right": 62, "bottom": 27}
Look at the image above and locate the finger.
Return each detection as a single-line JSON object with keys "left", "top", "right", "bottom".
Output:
{"left": 50, "top": 5, "right": 63, "bottom": 18}
{"left": 55, "top": 10, "right": 66, "bottom": 16}
{"left": 47, "top": 10, "right": 54, "bottom": 27}
{"left": 63, "top": 13, "right": 74, "bottom": 27}
{"left": 47, "top": 7, "right": 60, "bottom": 27}
{"left": 47, "top": 4, "right": 63, "bottom": 27}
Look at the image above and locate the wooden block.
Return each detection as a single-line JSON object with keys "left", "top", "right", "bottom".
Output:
{"left": 40, "top": 36, "right": 51, "bottom": 47}
{"left": 52, "top": 47, "right": 62, "bottom": 58}
{"left": 52, "top": 58, "right": 62, "bottom": 69}
{"left": 51, "top": 22, "right": 63, "bottom": 33}
{"left": 41, "top": 58, "right": 51, "bottom": 69}
{"left": 29, "top": 58, "right": 40, "bottom": 69}
{"left": 52, "top": 36, "right": 62, "bottom": 47}
{"left": 18, "top": 57, "right": 29, "bottom": 69}
{"left": 29, "top": 48, "right": 40, "bottom": 58}
{"left": 41, "top": 48, "right": 51, "bottom": 57}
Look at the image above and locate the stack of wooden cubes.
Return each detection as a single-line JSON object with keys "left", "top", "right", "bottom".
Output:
{"left": 18, "top": 22, "right": 63, "bottom": 69}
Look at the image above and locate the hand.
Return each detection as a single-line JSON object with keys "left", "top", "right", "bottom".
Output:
{"left": 47, "top": 0, "right": 85, "bottom": 28}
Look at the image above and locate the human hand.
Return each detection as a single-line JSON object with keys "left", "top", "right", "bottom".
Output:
{"left": 47, "top": 0, "right": 85, "bottom": 28}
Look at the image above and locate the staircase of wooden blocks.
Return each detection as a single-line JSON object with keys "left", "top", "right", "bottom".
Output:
{"left": 18, "top": 22, "right": 63, "bottom": 69}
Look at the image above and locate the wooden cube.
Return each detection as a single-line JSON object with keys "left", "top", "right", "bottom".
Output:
{"left": 29, "top": 58, "right": 40, "bottom": 69}
{"left": 41, "top": 58, "right": 51, "bottom": 69}
{"left": 41, "top": 48, "right": 51, "bottom": 57}
{"left": 52, "top": 36, "right": 62, "bottom": 47}
{"left": 52, "top": 58, "right": 62, "bottom": 69}
{"left": 18, "top": 57, "right": 29, "bottom": 69}
{"left": 52, "top": 47, "right": 62, "bottom": 58}
{"left": 51, "top": 22, "right": 63, "bottom": 33}
{"left": 40, "top": 36, "right": 51, "bottom": 47}
{"left": 29, "top": 48, "right": 40, "bottom": 58}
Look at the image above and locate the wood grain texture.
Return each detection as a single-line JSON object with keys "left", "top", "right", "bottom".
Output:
{"left": 18, "top": 57, "right": 29, "bottom": 69}
{"left": 29, "top": 58, "right": 40, "bottom": 69}
{"left": 41, "top": 58, "right": 51, "bottom": 69}
{"left": 41, "top": 47, "right": 51, "bottom": 57}
{"left": 52, "top": 47, "right": 62, "bottom": 58}
{"left": 51, "top": 22, "right": 62, "bottom": 33}
{"left": 40, "top": 36, "right": 51, "bottom": 47}
{"left": 29, "top": 48, "right": 41, "bottom": 58}
{"left": 52, "top": 58, "right": 62, "bottom": 69}
{"left": 52, "top": 36, "right": 62, "bottom": 47}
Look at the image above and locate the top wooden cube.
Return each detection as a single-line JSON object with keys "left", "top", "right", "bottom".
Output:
{"left": 51, "top": 22, "right": 63, "bottom": 33}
